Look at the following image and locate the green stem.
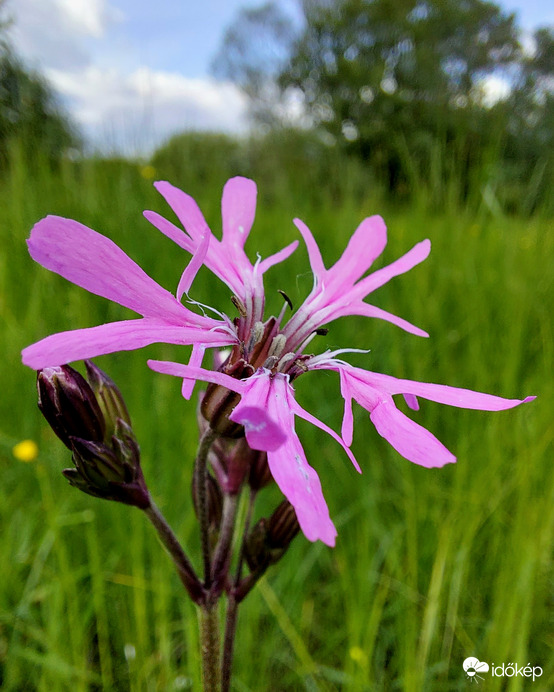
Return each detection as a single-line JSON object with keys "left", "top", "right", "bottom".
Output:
{"left": 221, "top": 489, "right": 257, "bottom": 689}
{"left": 194, "top": 427, "right": 218, "bottom": 586}
{"left": 210, "top": 493, "right": 238, "bottom": 596}
{"left": 143, "top": 500, "right": 204, "bottom": 605}
{"left": 221, "top": 596, "right": 238, "bottom": 692}
{"left": 199, "top": 605, "right": 221, "bottom": 692}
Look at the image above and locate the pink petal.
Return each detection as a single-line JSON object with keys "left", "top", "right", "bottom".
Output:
{"left": 181, "top": 344, "right": 206, "bottom": 400}
{"left": 176, "top": 232, "right": 211, "bottom": 300}
{"left": 153, "top": 181, "right": 210, "bottom": 243}
{"left": 143, "top": 210, "right": 195, "bottom": 253}
{"left": 147, "top": 361, "right": 245, "bottom": 394}
{"left": 403, "top": 393, "right": 420, "bottom": 411}
{"left": 230, "top": 405, "right": 286, "bottom": 451}
{"left": 28, "top": 216, "right": 199, "bottom": 325}
{"left": 358, "top": 369, "right": 535, "bottom": 411}
{"left": 291, "top": 396, "right": 361, "bottom": 473}
{"left": 221, "top": 177, "right": 257, "bottom": 250}
{"left": 23, "top": 319, "right": 232, "bottom": 369}
{"left": 293, "top": 218, "right": 326, "bottom": 284}
{"left": 352, "top": 239, "right": 431, "bottom": 300}
{"left": 331, "top": 301, "right": 429, "bottom": 337}
{"left": 370, "top": 398, "right": 456, "bottom": 468}
{"left": 325, "top": 215, "right": 387, "bottom": 291}
{"left": 267, "top": 437, "right": 337, "bottom": 546}
{"left": 258, "top": 240, "right": 299, "bottom": 275}
{"left": 338, "top": 371, "right": 355, "bottom": 446}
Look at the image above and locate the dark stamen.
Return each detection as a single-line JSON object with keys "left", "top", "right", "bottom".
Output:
{"left": 315, "top": 328, "right": 329, "bottom": 336}
{"left": 231, "top": 295, "right": 247, "bottom": 317}
{"left": 277, "top": 290, "right": 293, "bottom": 311}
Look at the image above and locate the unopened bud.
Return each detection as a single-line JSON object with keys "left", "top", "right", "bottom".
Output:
{"left": 244, "top": 501, "right": 299, "bottom": 572}
{"left": 248, "top": 449, "right": 273, "bottom": 491}
{"left": 37, "top": 365, "right": 105, "bottom": 449}
{"left": 85, "top": 360, "right": 131, "bottom": 437}
{"left": 201, "top": 359, "right": 254, "bottom": 437}
{"left": 37, "top": 362, "right": 149, "bottom": 508}
{"left": 267, "top": 500, "right": 300, "bottom": 550}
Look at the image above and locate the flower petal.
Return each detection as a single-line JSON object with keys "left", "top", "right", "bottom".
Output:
{"left": 357, "top": 370, "right": 535, "bottom": 411}
{"left": 147, "top": 361, "right": 245, "bottom": 393}
{"left": 258, "top": 240, "right": 299, "bottom": 275}
{"left": 176, "top": 232, "right": 211, "bottom": 300}
{"left": 143, "top": 210, "right": 195, "bottom": 253}
{"left": 180, "top": 344, "right": 206, "bottom": 400}
{"left": 23, "top": 319, "right": 232, "bottom": 369}
{"left": 230, "top": 405, "right": 286, "bottom": 451}
{"left": 221, "top": 177, "right": 257, "bottom": 251}
{"left": 28, "top": 215, "right": 200, "bottom": 325}
{"left": 291, "top": 396, "right": 361, "bottom": 473}
{"left": 153, "top": 181, "right": 210, "bottom": 243}
{"left": 293, "top": 218, "right": 326, "bottom": 286}
{"left": 370, "top": 398, "right": 456, "bottom": 468}
{"left": 352, "top": 239, "right": 431, "bottom": 300}
{"left": 326, "top": 301, "right": 429, "bottom": 337}
{"left": 267, "top": 436, "right": 337, "bottom": 546}
{"left": 325, "top": 215, "right": 387, "bottom": 293}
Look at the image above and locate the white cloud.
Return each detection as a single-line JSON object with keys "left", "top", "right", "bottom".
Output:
{"left": 46, "top": 66, "right": 249, "bottom": 154}
{"left": 7, "top": 0, "right": 123, "bottom": 69}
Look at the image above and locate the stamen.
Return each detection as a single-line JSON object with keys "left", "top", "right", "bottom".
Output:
{"left": 276, "top": 352, "right": 296, "bottom": 369}
{"left": 231, "top": 295, "right": 247, "bottom": 318}
{"left": 268, "top": 334, "right": 287, "bottom": 359}
{"left": 277, "top": 290, "right": 293, "bottom": 311}
{"left": 247, "top": 321, "right": 266, "bottom": 353}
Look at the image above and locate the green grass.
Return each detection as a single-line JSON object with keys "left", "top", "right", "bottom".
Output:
{"left": 0, "top": 145, "right": 552, "bottom": 691}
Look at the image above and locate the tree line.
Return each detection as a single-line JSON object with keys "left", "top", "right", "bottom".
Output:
{"left": 212, "top": 0, "right": 553, "bottom": 212}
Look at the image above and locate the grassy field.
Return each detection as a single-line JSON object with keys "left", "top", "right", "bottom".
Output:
{"left": 0, "top": 146, "right": 552, "bottom": 691}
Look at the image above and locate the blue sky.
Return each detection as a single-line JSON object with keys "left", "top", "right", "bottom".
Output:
{"left": 7, "top": 0, "right": 553, "bottom": 154}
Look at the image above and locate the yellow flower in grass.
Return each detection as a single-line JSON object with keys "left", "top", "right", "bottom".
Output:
{"left": 13, "top": 439, "right": 39, "bottom": 462}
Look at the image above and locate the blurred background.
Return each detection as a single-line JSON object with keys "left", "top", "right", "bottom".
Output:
{"left": 0, "top": 1, "right": 552, "bottom": 690}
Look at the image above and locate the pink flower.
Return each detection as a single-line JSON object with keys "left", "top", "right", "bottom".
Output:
{"left": 22, "top": 178, "right": 298, "bottom": 369}
{"left": 142, "top": 177, "right": 533, "bottom": 545}
{"left": 147, "top": 361, "right": 360, "bottom": 546}
{"left": 24, "top": 175, "right": 535, "bottom": 545}
{"left": 307, "top": 354, "right": 535, "bottom": 469}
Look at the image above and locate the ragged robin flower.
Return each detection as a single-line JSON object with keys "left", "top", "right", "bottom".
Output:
{"left": 24, "top": 177, "right": 535, "bottom": 546}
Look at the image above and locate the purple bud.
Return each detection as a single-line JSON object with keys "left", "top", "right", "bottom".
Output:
{"left": 37, "top": 365, "right": 105, "bottom": 449}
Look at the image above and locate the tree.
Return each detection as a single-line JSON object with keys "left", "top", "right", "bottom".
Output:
{"left": 0, "top": 3, "right": 80, "bottom": 164}
{"left": 278, "top": 0, "right": 520, "bottom": 187}
{"left": 211, "top": 2, "right": 299, "bottom": 127}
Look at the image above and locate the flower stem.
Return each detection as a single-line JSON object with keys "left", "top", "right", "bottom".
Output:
{"left": 194, "top": 427, "right": 218, "bottom": 586}
{"left": 210, "top": 493, "right": 238, "bottom": 596}
{"left": 199, "top": 604, "right": 221, "bottom": 691}
{"left": 143, "top": 500, "right": 204, "bottom": 605}
{"left": 221, "top": 596, "right": 238, "bottom": 692}
{"left": 221, "top": 489, "right": 257, "bottom": 689}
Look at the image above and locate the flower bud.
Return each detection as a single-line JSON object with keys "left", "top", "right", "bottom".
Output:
{"left": 37, "top": 362, "right": 149, "bottom": 508}
{"left": 84, "top": 360, "right": 131, "bottom": 437}
{"left": 201, "top": 359, "right": 254, "bottom": 437}
{"left": 248, "top": 449, "right": 273, "bottom": 491}
{"left": 37, "top": 365, "right": 105, "bottom": 449}
{"left": 244, "top": 501, "right": 299, "bottom": 572}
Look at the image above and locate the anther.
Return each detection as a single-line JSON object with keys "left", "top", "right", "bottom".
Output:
{"left": 268, "top": 334, "right": 287, "bottom": 359}
{"left": 231, "top": 295, "right": 247, "bottom": 317}
{"left": 277, "top": 290, "right": 293, "bottom": 311}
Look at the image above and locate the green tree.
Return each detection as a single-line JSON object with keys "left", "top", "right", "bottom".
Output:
{"left": 279, "top": 0, "right": 520, "bottom": 189}
{"left": 0, "top": 3, "right": 80, "bottom": 165}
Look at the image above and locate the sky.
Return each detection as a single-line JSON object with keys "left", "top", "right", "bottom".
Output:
{"left": 6, "top": 0, "right": 554, "bottom": 156}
